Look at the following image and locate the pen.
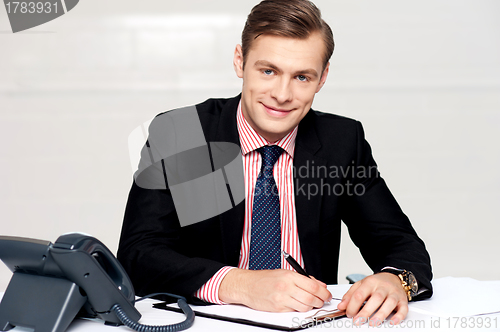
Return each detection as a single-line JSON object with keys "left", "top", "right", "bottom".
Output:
{"left": 282, "top": 250, "right": 339, "bottom": 306}
{"left": 282, "top": 250, "right": 310, "bottom": 278}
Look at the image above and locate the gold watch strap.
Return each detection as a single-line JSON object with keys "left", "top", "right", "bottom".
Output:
{"left": 397, "top": 273, "right": 412, "bottom": 301}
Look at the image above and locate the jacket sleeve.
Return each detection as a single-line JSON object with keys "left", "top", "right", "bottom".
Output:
{"left": 117, "top": 178, "right": 226, "bottom": 302}
{"left": 341, "top": 121, "right": 433, "bottom": 300}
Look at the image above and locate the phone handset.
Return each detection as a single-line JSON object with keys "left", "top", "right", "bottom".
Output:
{"left": 50, "top": 233, "right": 141, "bottom": 325}
{"left": 0, "top": 233, "right": 194, "bottom": 332}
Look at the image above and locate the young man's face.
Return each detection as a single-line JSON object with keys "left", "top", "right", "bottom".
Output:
{"left": 234, "top": 32, "right": 329, "bottom": 143}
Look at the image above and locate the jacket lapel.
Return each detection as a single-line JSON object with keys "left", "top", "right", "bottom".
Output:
{"left": 213, "top": 95, "right": 245, "bottom": 266}
{"left": 293, "top": 111, "right": 327, "bottom": 278}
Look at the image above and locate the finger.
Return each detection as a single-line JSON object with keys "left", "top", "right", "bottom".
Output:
{"left": 389, "top": 301, "right": 409, "bottom": 325}
{"left": 289, "top": 288, "right": 325, "bottom": 310}
{"left": 294, "top": 276, "right": 332, "bottom": 303}
{"left": 309, "top": 276, "right": 330, "bottom": 300}
{"left": 354, "top": 290, "right": 388, "bottom": 320}
{"left": 283, "top": 296, "right": 317, "bottom": 313}
{"left": 345, "top": 286, "right": 373, "bottom": 319}
{"left": 366, "top": 293, "right": 400, "bottom": 326}
{"left": 339, "top": 281, "right": 360, "bottom": 303}
{"left": 337, "top": 281, "right": 361, "bottom": 311}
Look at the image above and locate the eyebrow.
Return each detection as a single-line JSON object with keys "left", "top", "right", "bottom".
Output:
{"left": 254, "top": 60, "right": 319, "bottom": 79}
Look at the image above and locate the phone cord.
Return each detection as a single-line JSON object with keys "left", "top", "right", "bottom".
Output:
{"left": 111, "top": 298, "right": 195, "bottom": 332}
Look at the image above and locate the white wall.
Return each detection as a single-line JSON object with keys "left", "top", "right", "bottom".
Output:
{"left": 0, "top": 0, "right": 499, "bottom": 291}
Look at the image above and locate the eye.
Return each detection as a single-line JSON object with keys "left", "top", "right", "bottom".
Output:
{"left": 297, "top": 75, "right": 308, "bottom": 82}
{"left": 263, "top": 69, "right": 274, "bottom": 75}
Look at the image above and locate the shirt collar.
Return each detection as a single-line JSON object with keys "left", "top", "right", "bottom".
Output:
{"left": 236, "top": 101, "right": 297, "bottom": 157}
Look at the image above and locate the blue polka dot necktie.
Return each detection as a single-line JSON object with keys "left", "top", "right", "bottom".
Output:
{"left": 249, "top": 145, "right": 284, "bottom": 270}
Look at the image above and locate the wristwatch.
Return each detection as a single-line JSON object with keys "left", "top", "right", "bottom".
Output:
{"left": 380, "top": 268, "right": 418, "bottom": 301}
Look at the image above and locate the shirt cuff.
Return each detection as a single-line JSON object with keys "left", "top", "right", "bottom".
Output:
{"left": 194, "top": 266, "right": 235, "bottom": 304}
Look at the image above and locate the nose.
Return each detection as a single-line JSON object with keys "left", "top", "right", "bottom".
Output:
{"left": 270, "top": 77, "right": 293, "bottom": 104}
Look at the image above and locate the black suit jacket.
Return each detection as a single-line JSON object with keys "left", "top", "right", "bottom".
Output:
{"left": 117, "top": 95, "right": 432, "bottom": 302}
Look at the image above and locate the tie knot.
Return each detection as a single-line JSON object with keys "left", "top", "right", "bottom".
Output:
{"left": 258, "top": 145, "right": 284, "bottom": 170}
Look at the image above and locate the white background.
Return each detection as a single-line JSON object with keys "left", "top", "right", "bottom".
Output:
{"left": 0, "top": 0, "right": 499, "bottom": 291}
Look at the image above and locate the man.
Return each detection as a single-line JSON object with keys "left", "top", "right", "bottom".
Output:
{"left": 118, "top": 0, "right": 432, "bottom": 326}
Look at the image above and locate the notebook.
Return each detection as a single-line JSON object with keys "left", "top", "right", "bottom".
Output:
{"left": 153, "top": 284, "right": 351, "bottom": 331}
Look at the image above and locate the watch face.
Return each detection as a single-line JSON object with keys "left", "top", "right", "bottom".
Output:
{"left": 408, "top": 273, "right": 418, "bottom": 294}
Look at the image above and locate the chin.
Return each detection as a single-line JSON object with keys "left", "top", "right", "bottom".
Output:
{"left": 262, "top": 126, "right": 291, "bottom": 142}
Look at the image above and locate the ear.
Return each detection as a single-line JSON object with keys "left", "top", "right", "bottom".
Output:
{"left": 233, "top": 44, "right": 244, "bottom": 78}
{"left": 315, "top": 62, "right": 330, "bottom": 93}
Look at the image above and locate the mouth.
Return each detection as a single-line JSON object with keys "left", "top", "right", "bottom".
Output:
{"left": 261, "top": 103, "right": 292, "bottom": 117}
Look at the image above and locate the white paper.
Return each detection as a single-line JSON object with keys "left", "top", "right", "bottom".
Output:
{"left": 409, "top": 277, "right": 500, "bottom": 317}
{"left": 167, "top": 284, "right": 349, "bottom": 328}
{"left": 164, "top": 278, "right": 500, "bottom": 328}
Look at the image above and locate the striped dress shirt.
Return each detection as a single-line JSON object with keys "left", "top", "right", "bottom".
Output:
{"left": 194, "top": 101, "right": 305, "bottom": 304}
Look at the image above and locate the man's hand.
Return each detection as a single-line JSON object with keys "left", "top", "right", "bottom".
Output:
{"left": 218, "top": 268, "right": 332, "bottom": 312}
{"left": 337, "top": 272, "right": 408, "bottom": 326}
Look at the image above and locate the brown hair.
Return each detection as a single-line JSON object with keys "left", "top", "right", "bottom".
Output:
{"left": 241, "top": 0, "right": 334, "bottom": 70}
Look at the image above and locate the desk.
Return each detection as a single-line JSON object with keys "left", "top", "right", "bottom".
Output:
{"left": 66, "top": 300, "right": 500, "bottom": 332}
{"left": 2, "top": 278, "right": 500, "bottom": 332}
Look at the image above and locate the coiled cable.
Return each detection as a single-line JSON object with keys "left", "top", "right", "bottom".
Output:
{"left": 111, "top": 296, "right": 194, "bottom": 332}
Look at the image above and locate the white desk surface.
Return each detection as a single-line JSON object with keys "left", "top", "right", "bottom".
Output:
{"left": 47, "top": 302, "right": 500, "bottom": 332}
{"left": 2, "top": 279, "right": 500, "bottom": 332}
{"left": 5, "top": 298, "right": 491, "bottom": 332}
